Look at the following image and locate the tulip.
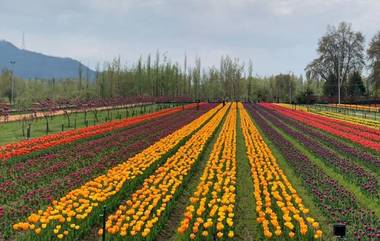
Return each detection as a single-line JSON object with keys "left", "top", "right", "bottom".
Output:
{"left": 246, "top": 103, "right": 378, "bottom": 240}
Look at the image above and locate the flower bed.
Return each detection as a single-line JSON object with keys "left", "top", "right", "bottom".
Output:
{"left": 0, "top": 105, "right": 215, "bottom": 239}
{"left": 245, "top": 104, "right": 379, "bottom": 240}
{"left": 0, "top": 103, "right": 202, "bottom": 161}
{"left": 263, "top": 103, "right": 380, "bottom": 151}
{"left": 101, "top": 104, "right": 229, "bottom": 240}
{"left": 177, "top": 104, "right": 237, "bottom": 241}
{"left": 240, "top": 104, "right": 322, "bottom": 239}
{"left": 12, "top": 104, "right": 222, "bottom": 240}
{"left": 257, "top": 105, "right": 379, "bottom": 197}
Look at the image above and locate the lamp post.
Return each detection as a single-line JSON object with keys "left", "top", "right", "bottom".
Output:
{"left": 10, "top": 60, "right": 16, "bottom": 105}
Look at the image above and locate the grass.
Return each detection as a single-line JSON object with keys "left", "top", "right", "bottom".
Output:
{"left": 257, "top": 111, "right": 380, "bottom": 218}
{"left": 234, "top": 108, "right": 259, "bottom": 241}
{"left": 0, "top": 104, "right": 174, "bottom": 145}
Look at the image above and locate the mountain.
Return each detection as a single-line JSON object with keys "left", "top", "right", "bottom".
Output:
{"left": 0, "top": 40, "right": 96, "bottom": 80}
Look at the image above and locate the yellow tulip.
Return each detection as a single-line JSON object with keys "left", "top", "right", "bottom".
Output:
{"left": 238, "top": 103, "right": 321, "bottom": 239}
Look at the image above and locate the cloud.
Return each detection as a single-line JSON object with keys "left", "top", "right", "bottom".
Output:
{"left": 0, "top": 0, "right": 379, "bottom": 75}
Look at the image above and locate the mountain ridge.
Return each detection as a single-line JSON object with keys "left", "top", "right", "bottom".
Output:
{"left": 0, "top": 40, "right": 96, "bottom": 80}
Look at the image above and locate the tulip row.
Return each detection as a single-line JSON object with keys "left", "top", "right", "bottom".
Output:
{"left": 276, "top": 103, "right": 309, "bottom": 112}
{"left": 246, "top": 104, "right": 379, "bottom": 240}
{"left": 177, "top": 104, "right": 237, "bottom": 241}
{"left": 314, "top": 111, "right": 380, "bottom": 130}
{"left": 276, "top": 103, "right": 380, "bottom": 130}
{"left": 257, "top": 105, "right": 379, "bottom": 197}
{"left": 330, "top": 104, "right": 380, "bottom": 112}
{"left": 263, "top": 103, "right": 380, "bottom": 151}
{"left": 12, "top": 104, "right": 222, "bottom": 240}
{"left": 262, "top": 105, "right": 380, "bottom": 170}
{"left": 239, "top": 104, "right": 322, "bottom": 240}
{"left": 0, "top": 103, "right": 201, "bottom": 161}
{"left": 102, "top": 104, "right": 230, "bottom": 240}
{"left": 0, "top": 105, "right": 214, "bottom": 240}
{"left": 268, "top": 103, "right": 380, "bottom": 141}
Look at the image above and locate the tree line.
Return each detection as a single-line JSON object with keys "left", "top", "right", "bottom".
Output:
{"left": 0, "top": 21, "right": 379, "bottom": 108}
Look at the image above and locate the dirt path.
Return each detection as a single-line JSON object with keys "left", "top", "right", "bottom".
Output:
{"left": 2, "top": 103, "right": 152, "bottom": 123}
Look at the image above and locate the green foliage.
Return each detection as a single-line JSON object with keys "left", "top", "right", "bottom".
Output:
{"left": 0, "top": 52, "right": 327, "bottom": 105}
{"left": 323, "top": 73, "right": 338, "bottom": 97}
{"left": 348, "top": 71, "right": 366, "bottom": 97}
{"left": 296, "top": 87, "right": 315, "bottom": 104}
{"left": 367, "top": 31, "right": 380, "bottom": 94}
{"left": 306, "top": 22, "right": 365, "bottom": 88}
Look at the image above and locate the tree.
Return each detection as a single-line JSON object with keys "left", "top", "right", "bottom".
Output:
{"left": 219, "top": 56, "right": 244, "bottom": 100}
{"left": 367, "top": 31, "right": 380, "bottom": 94}
{"left": 323, "top": 73, "right": 338, "bottom": 97}
{"left": 305, "top": 22, "right": 365, "bottom": 102}
{"left": 0, "top": 101, "right": 10, "bottom": 122}
{"left": 0, "top": 70, "right": 12, "bottom": 103}
{"left": 347, "top": 71, "right": 366, "bottom": 97}
{"left": 193, "top": 57, "right": 201, "bottom": 100}
{"left": 154, "top": 50, "right": 160, "bottom": 97}
{"left": 78, "top": 63, "right": 83, "bottom": 94}
{"left": 247, "top": 60, "right": 253, "bottom": 101}
{"left": 271, "top": 74, "right": 295, "bottom": 103}
{"left": 296, "top": 86, "right": 316, "bottom": 104}
{"left": 38, "top": 98, "right": 57, "bottom": 133}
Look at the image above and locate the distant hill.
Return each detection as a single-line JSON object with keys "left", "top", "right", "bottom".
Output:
{"left": 0, "top": 40, "right": 96, "bottom": 80}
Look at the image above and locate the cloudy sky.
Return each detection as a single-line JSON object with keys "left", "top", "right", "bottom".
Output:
{"left": 0, "top": 0, "right": 379, "bottom": 76}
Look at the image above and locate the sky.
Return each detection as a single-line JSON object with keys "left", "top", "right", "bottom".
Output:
{"left": 0, "top": 0, "right": 379, "bottom": 76}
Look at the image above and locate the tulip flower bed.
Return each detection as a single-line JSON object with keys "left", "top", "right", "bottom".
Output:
{"left": 263, "top": 103, "right": 380, "bottom": 151}
{"left": 0, "top": 103, "right": 201, "bottom": 161}
{"left": 330, "top": 104, "right": 380, "bottom": 112}
{"left": 276, "top": 103, "right": 309, "bottom": 112}
{"left": 245, "top": 104, "right": 380, "bottom": 240}
{"left": 256, "top": 105, "right": 379, "bottom": 197}
{"left": 262, "top": 105, "right": 380, "bottom": 170}
{"left": 12, "top": 104, "right": 223, "bottom": 241}
{"left": 276, "top": 103, "right": 380, "bottom": 129}
{"left": 239, "top": 104, "right": 322, "bottom": 240}
{"left": 177, "top": 104, "right": 237, "bottom": 241}
{"left": 5, "top": 101, "right": 380, "bottom": 241}
{"left": 314, "top": 111, "right": 380, "bottom": 130}
{"left": 0, "top": 105, "right": 215, "bottom": 239}
{"left": 101, "top": 104, "right": 229, "bottom": 241}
